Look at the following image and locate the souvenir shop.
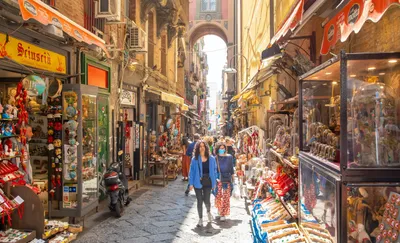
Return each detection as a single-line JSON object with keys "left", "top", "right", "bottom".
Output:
{"left": 235, "top": 1, "right": 400, "bottom": 243}
{"left": 0, "top": 0, "right": 111, "bottom": 241}
{"left": 119, "top": 84, "right": 143, "bottom": 182}
{"left": 146, "top": 91, "right": 184, "bottom": 186}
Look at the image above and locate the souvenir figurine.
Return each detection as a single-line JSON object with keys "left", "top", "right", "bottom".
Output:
{"left": 66, "top": 105, "right": 77, "bottom": 119}
{"left": 65, "top": 120, "right": 78, "bottom": 133}
{"left": 55, "top": 148, "right": 62, "bottom": 156}
{"left": 2, "top": 105, "right": 12, "bottom": 119}
{"left": 0, "top": 104, "right": 3, "bottom": 114}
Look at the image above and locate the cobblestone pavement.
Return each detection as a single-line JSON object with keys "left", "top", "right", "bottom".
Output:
{"left": 76, "top": 179, "right": 252, "bottom": 243}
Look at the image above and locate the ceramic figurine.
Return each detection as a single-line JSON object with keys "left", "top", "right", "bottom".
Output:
{"left": 2, "top": 124, "right": 13, "bottom": 136}
{"left": 2, "top": 105, "right": 12, "bottom": 119}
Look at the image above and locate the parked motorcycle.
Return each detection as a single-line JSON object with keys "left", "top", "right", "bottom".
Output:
{"left": 103, "top": 157, "right": 132, "bottom": 217}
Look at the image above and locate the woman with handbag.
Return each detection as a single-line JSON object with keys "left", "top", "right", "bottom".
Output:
{"left": 188, "top": 140, "right": 217, "bottom": 227}
{"left": 215, "top": 143, "right": 235, "bottom": 222}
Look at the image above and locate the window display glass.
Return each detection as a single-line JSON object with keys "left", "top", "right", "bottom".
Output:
{"left": 301, "top": 78, "right": 340, "bottom": 165}
{"left": 347, "top": 59, "right": 400, "bottom": 168}
{"left": 299, "top": 160, "right": 338, "bottom": 243}
{"left": 97, "top": 94, "right": 109, "bottom": 172}
{"left": 345, "top": 185, "right": 400, "bottom": 243}
{"left": 81, "top": 94, "right": 97, "bottom": 206}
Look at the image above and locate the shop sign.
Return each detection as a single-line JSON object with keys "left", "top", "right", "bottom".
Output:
{"left": 0, "top": 33, "right": 67, "bottom": 73}
{"left": 321, "top": 0, "right": 400, "bottom": 55}
{"left": 18, "top": 0, "right": 109, "bottom": 57}
{"left": 120, "top": 90, "right": 136, "bottom": 106}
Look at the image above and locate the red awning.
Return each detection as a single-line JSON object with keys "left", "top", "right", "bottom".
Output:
{"left": 321, "top": 0, "right": 400, "bottom": 55}
{"left": 269, "top": 0, "right": 305, "bottom": 47}
{"left": 18, "top": 0, "right": 110, "bottom": 57}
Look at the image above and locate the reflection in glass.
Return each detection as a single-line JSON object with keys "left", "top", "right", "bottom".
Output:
{"left": 348, "top": 59, "right": 400, "bottom": 168}
{"left": 300, "top": 162, "right": 337, "bottom": 243}
{"left": 82, "top": 95, "right": 97, "bottom": 206}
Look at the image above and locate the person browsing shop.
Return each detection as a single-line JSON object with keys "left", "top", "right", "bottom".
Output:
{"left": 188, "top": 140, "right": 217, "bottom": 227}
{"left": 215, "top": 142, "right": 235, "bottom": 222}
{"left": 181, "top": 136, "right": 190, "bottom": 181}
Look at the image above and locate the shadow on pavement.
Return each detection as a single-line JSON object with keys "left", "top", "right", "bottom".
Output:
{"left": 216, "top": 219, "right": 242, "bottom": 229}
{"left": 191, "top": 223, "right": 222, "bottom": 236}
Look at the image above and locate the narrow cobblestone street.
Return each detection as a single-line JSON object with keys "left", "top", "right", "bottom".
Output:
{"left": 76, "top": 179, "right": 252, "bottom": 243}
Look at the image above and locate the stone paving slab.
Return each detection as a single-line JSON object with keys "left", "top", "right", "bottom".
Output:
{"left": 75, "top": 179, "right": 253, "bottom": 243}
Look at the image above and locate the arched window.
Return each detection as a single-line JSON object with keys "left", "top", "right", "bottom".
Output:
{"left": 201, "top": 0, "right": 216, "bottom": 12}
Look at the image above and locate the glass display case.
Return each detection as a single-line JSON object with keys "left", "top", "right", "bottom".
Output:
{"left": 50, "top": 84, "right": 99, "bottom": 218}
{"left": 299, "top": 51, "right": 400, "bottom": 175}
{"left": 298, "top": 51, "right": 400, "bottom": 242}
{"left": 345, "top": 184, "right": 400, "bottom": 243}
{"left": 299, "top": 156, "right": 340, "bottom": 243}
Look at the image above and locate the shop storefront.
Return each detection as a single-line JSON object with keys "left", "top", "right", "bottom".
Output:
{"left": 0, "top": 21, "right": 72, "bottom": 239}
{"left": 120, "top": 86, "right": 143, "bottom": 181}
{"left": 0, "top": 0, "right": 109, "bottom": 240}
{"left": 242, "top": 1, "right": 400, "bottom": 243}
{"left": 145, "top": 87, "right": 184, "bottom": 185}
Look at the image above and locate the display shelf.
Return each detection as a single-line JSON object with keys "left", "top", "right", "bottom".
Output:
{"left": 264, "top": 179, "right": 298, "bottom": 220}
{"left": 270, "top": 149, "right": 298, "bottom": 169}
{"left": 300, "top": 152, "right": 339, "bottom": 172}
{"left": 0, "top": 135, "right": 18, "bottom": 139}
{"left": 278, "top": 196, "right": 298, "bottom": 219}
{"left": 0, "top": 155, "right": 22, "bottom": 160}
{"left": 0, "top": 118, "right": 19, "bottom": 122}
{"left": 245, "top": 181, "right": 256, "bottom": 190}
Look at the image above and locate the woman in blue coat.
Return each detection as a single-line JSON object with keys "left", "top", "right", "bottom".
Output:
{"left": 188, "top": 140, "right": 218, "bottom": 227}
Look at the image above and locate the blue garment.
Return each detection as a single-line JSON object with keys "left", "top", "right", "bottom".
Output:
{"left": 186, "top": 141, "right": 196, "bottom": 157}
{"left": 189, "top": 155, "right": 217, "bottom": 189}
{"left": 216, "top": 155, "right": 234, "bottom": 190}
{"left": 216, "top": 155, "right": 234, "bottom": 175}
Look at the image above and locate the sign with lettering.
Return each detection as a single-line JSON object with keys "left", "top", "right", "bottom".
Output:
{"left": 0, "top": 33, "right": 67, "bottom": 73}
{"left": 321, "top": 0, "right": 400, "bottom": 55}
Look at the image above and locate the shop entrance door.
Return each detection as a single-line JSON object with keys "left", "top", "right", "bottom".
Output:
{"left": 122, "top": 108, "right": 135, "bottom": 180}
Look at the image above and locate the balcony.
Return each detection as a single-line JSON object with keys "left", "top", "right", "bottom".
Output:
{"left": 84, "top": 0, "right": 106, "bottom": 36}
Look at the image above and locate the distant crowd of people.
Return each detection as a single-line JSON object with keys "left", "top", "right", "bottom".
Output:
{"left": 181, "top": 134, "right": 237, "bottom": 227}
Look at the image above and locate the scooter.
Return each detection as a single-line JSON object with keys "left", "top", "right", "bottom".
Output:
{"left": 103, "top": 158, "right": 132, "bottom": 217}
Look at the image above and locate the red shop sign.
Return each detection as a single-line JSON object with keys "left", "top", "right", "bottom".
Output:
{"left": 321, "top": 0, "right": 400, "bottom": 55}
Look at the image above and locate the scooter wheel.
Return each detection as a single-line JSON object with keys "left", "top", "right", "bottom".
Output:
{"left": 115, "top": 199, "right": 124, "bottom": 218}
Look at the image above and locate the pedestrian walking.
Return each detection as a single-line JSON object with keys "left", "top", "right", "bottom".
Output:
{"left": 181, "top": 136, "right": 190, "bottom": 181}
{"left": 188, "top": 140, "right": 217, "bottom": 227}
{"left": 185, "top": 134, "right": 200, "bottom": 195}
{"left": 215, "top": 142, "right": 235, "bottom": 221}
{"left": 226, "top": 138, "right": 236, "bottom": 167}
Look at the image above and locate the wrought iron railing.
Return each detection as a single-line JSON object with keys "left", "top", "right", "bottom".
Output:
{"left": 84, "top": 0, "right": 105, "bottom": 36}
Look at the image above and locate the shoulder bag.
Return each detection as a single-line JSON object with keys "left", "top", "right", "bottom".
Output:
{"left": 198, "top": 159, "right": 212, "bottom": 187}
{"left": 217, "top": 156, "right": 232, "bottom": 184}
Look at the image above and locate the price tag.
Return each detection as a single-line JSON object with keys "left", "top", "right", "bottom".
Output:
{"left": 13, "top": 196, "right": 24, "bottom": 205}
